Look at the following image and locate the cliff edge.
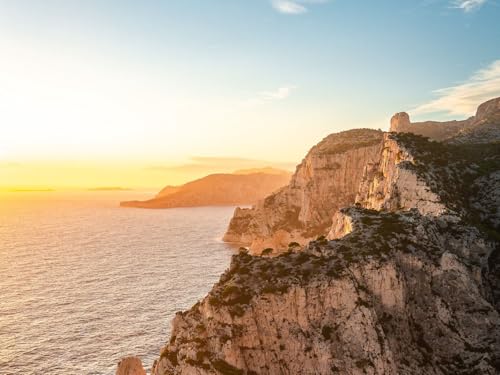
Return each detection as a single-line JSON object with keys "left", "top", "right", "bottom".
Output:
{"left": 224, "top": 97, "right": 500, "bottom": 255}
{"left": 223, "top": 129, "right": 384, "bottom": 253}
{"left": 130, "top": 98, "right": 500, "bottom": 375}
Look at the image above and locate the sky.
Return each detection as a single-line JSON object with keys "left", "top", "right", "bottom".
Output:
{"left": 0, "top": 0, "right": 499, "bottom": 190}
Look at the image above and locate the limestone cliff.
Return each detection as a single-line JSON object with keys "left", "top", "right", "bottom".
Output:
{"left": 152, "top": 206, "right": 499, "bottom": 375}
{"left": 139, "top": 98, "right": 500, "bottom": 375}
{"left": 223, "top": 129, "right": 384, "bottom": 253}
{"left": 224, "top": 98, "right": 500, "bottom": 255}
{"left": 354, "top": 133, "right": 447, "bottom": 216}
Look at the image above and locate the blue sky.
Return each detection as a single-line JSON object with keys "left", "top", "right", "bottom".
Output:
{"left": 0, "top": 0, "right": 499, "bottom": 187}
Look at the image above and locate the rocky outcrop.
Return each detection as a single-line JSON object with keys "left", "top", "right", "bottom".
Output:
{"left": 390, "top": 97, "right": 500, "bottom": 142}
{"left": 147, "top": 98, "right": 500, "bottom": 375}
{"left": 116, "top": 357, "right": 146, "bottom": 375}
{"left": 120, "top": 172, "right": 290, "bottom": 209}
{"left": 224, "top": 98, "right": 500, "bottom": 256}
{"left": 355, "top": 134, "right": 447, "bottom": 216}
{"left": 152, "top": 206, "right": 500, "bottom": 375}
{"left": 223, "top": 129, "right": 384, "bottom": 253}
{"left": 389, "top": 112, "right": 467, "bottom": 141}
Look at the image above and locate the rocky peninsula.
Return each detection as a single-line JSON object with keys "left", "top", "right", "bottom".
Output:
{"left": 120, "top": 171, "right": 291, "bottom": 209}
{"left": 121, "top": 97, "right": 500, "bottom": 375}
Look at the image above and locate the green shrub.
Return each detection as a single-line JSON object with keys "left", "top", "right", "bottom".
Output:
{"left": 321, "top": 325, "right": 333, "bottom": 340}
{"left": 355, "top": 359, "right": 373, "bottom": 369}
{"left": 222, "top": 285, "right": 240, "bottom": 298}
{"left": 261, "top": 248, "right": 273, "bottom": 256}
{"left": 160, "top": 349, "right": 179, "bottom": 366}
{"left": 208, "top": 295, "right": 221, "bottom": 307}
{"left": 211, "top": 359, "right": 244, "bottom": 375}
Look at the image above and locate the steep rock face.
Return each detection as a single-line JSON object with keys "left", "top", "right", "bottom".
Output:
{"left": 355, "top": 134, "right": 446, "bottom": 216}
{"left": 223, "top": 129, "right": 384, "bottom": 253}
{"left": 152, "top": 208, "right": 500, "bottom": 375}
{"left": 148, "top": 99, "right": 500, "bottom": 375}
{"left": 471, "top": 171, "right": 500, "bottom": 230}
{"left": 390, "top": 97, "right": 500, "bottom": 142}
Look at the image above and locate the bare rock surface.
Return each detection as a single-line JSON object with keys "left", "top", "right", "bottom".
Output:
{"left": 147, "top": 98, "right": 500, "bottom": 375}
{"left": 116, "top": 357, "right": 146, "bottom": 375}
{"left": 152, "top": 206, "right": 500, "bottom": 375}
{"left": 223, "top": 129, "right": 384, "bottom": 253}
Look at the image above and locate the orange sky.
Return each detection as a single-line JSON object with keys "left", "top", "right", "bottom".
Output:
{"left": 2, "top": 2, "right": 498, "bottom": 191}
{"left": 0, "top": 158, "right": 296, "bottom": 191}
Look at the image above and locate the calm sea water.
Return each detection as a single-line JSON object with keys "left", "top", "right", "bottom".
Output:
{"left": 0, "top": 192, "right": 236, "bottom": 375}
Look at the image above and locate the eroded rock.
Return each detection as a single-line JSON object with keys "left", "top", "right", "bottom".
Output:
{"left": 116, "top": 357, "right": 146, "bottom": 375}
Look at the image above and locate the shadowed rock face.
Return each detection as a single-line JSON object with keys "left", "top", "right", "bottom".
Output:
{"left": 143, "top": 98, "right": 500, "bottom": 375}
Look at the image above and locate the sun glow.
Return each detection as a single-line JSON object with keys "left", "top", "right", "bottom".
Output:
{"left": 0, "top": 37, "right": 307, "bottom": 190}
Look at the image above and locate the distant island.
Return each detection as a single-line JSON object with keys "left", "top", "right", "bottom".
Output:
{"left": 120, "top": 168, "right": 291, "bottom": 209}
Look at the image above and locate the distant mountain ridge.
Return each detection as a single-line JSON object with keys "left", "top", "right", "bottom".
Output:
{"left": 233, "top": 167, "right": 291, "bottom": 176}
{"left": 120, "top": 170, "right": 291, "bottom": 209}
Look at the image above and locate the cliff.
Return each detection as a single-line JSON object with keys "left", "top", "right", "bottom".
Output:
{"left": 120, "top": 172, "right": 291, "bottom": 209}
{"left": 152, "top": 206, "right": 499, "bottom": 374}
{"left": 223, "top": 129, "right": 384, "bottom": 253}
{"left": 224, "top": 98, "right": 500, "bottom": 255}
{"left": 140, "top": 98, "right": 500, "bottom": 375}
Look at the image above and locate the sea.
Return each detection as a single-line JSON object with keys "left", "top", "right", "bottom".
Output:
{"left": 0, "top": 191, "right": 237, "bottom": 374}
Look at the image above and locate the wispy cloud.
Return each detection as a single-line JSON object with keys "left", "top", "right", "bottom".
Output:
{"left": 450, "top": 0, "right": 487, "bottom": 12}
{"left": 260, "top": 86, "right": 297, "bottom": 100}
{"left": 242, "top": 86, "right": 297, "bottom": 107}
{"left": 271, "top": 0, "right": 328, "bottom": 15}
{"left": 272, "top": 0, "right": 306, "bottom": 14}
{"left": 412, "top": 60, "right": 500, "bottom": 116}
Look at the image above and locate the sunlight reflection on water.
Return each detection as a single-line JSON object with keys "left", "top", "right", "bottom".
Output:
{"left": 0, "top": 193, "right": 236, "bottom": 374}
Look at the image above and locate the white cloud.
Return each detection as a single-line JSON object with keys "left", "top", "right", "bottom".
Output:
{"left": 242, "top": 86, "right": 297, "bottom": 107}
{"left": 272, "top": 0, "right": 307, "bottom": 14}
{"left": 412, "top": 60, "right": 500, "bottom": 116}
{"left": 260, "top": 86, "right": 296, "bottom": 100}
{"left": 271, "top": 0, "right": 328, "bottom": 15}
{"left": 451, "top": 0, "right": 487, "bottom": 12}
